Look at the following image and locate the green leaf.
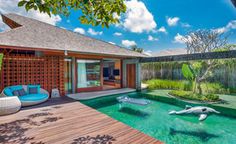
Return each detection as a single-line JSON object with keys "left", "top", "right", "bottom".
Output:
{"left": 18, "top": 1, "right": 26, "bottom": 7}
{"left": 0, "top": 53, "right": 4, "bottom": 72}
{"left": 182, "top": 64, "right": 195, "bottom": 81}
{"left": 25, "top": 3, "right": 31, "bottom": 11}
{"left": 17, "top": 0, "right": 127, "bottom": 28}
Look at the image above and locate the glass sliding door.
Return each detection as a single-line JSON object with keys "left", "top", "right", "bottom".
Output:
{"left": 64, "top": 58, "right": 72, "bottom": 94}
{"left": 76, "top": 59, "right": 101, "bottom": 91}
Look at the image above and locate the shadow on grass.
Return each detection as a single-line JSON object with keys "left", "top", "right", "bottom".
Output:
{"left": 169, "top": 128, "right": 219, "bottom": 142}
{"left": 71, "top": 135, "right": 116, "bottom": 144}
{"left": 119, "top": 107, "right": 150, "bottom": 117}
{"left": 217, "top": 99, "right": 230, "bottom": 105}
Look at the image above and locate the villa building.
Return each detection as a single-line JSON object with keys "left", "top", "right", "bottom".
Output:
{"left": 0, "top": 13, "right": 146, "bottom": 96}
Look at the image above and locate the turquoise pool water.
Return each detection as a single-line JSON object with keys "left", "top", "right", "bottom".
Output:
{"left": 82, "top": 93, "right": 236, "bottom": 144}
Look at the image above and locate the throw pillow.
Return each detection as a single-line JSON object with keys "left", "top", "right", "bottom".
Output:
{"left": 18, "top": 89, "right": 27, "bottom": 96}
{"left": 12, "top": 90, "right": 20, "bottom": 96}
{"left": 28, "top": 85, "right": 40, "bottom": 94}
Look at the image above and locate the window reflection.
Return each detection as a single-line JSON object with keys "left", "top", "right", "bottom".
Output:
{"left": 77, "top": 59, "right": 101, "bottom": 88}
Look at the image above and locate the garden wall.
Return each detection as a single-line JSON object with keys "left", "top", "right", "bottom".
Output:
{"left": 141, "top": 60, "right": 236, "bottom": 90}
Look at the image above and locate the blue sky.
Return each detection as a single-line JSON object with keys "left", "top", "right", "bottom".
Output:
{"left": 0, "top": 0, "right": 236, "bottom": 55}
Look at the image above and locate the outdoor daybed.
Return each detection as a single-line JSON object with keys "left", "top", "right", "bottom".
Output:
{"left": 1, "top": 85, "right": 49, "bottom": 107}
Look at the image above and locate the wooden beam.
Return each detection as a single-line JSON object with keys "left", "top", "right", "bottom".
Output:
{"left": 1, "top": 15, "right": 22, "bottom": 29}
{"left": 140, "top": 50, "right": 236, "bottom": 63}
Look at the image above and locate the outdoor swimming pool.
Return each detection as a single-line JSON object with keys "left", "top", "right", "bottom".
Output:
{"left": 82, "top": 93, "right": 236, "bottom": 144}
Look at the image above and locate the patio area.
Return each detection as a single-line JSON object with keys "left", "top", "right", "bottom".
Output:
{"left": 0, "top": 97, "right": 161, "bottom": 144}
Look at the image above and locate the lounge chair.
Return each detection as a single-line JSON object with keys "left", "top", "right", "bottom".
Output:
{"left": 1, "top": 85, "right": 49, "bottom": 106}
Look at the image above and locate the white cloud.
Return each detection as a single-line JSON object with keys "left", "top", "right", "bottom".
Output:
{"left": 74, "top": 27, "right": 85, "bottom": 34}
{"left": 148, "top": 35, "right": 158, "bottom": 41}
{"left": 167, "top": 17, "right": 180, "bottom": 26}
{"left": 173, "top": 33, "right": 185, "bottom": 44}
{"left": 152, "top": 26, "right": 167, "bottom": 34}
{"left": 113, "top": 32, "right": 122, "bottom": 36}
{"left": 173, "top": 33, "right": 194, "bottom": 44}
{"left": 143, "top": 50, "right": 152, "bottom": 56}
{"left": 157, "top": 26, "right": 167, "bottom": 33}
{"left": 123, "top": 0, "right": 157, "bottom": 33}
{"left": 181, "top": 23, "right": 191, "bottom": 28}
{"left": 108, "top": 41, "right": 116, "bottom": 45}
{"left": 113, "top": 13, "right": 122, "bottom": 27}
{"left": 227, "top": 20, "right": 236, "bottom": 29}
{"left": 122, "top": 40, "right": 136, "bottom": 47}
{"left": 0, "top": 0, "right": 61, "bottom": 31}
{"left": 113, "top": 13, "right": 121, "bottom": 20}
{"left": 87, "top": 28, "right": 103, "bottom": 36}
{"left": 213, "top": 27, "right": 227, "bottom": 34}
{"left": 214, "top": 20, "right": 236, "bottom": 34}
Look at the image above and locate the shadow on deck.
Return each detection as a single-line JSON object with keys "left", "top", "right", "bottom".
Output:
{"left": 0, "top": 97, "right": 162, "bottom": 144}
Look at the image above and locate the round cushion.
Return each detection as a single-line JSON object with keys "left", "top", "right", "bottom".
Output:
{"left": 19, "top": 94, "right": 48, "bottom": 102}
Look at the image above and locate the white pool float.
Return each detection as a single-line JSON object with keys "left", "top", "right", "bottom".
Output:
{"left": 117, "top": 96, "right": 151, "bottom": 106}
{"left": 169, "top": 105, "right": 220, "bottom": 121}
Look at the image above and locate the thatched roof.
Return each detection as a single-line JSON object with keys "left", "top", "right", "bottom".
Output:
{"left": 152, "top": 48, "right": 187, "bottom": 56}
{"left": 0, "top": 13, "right": 145, "bottom": 57}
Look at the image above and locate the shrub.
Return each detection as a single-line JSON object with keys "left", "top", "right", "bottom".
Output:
{"left": 169, "top": 90, "right": 220, "bottom": 102}
{"left": 144, "top": 79, "right": 191, "bottom": 91}
{"left": 144, "top": 79, "right": 228, "bottom": 95}
{"left": 229, "top": 88, "right": 236, "bottom": 94}
{"left": 201, "top": 82, "right": 229, "bottom": 94}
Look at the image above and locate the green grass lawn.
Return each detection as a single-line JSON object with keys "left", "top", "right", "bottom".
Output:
{"left": 145, "top": 89, "right": 236, "bottom": 110}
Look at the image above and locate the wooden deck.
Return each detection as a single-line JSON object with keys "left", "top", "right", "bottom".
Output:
{"left": 0, "top": 97, "right": 162, "bottom": 144}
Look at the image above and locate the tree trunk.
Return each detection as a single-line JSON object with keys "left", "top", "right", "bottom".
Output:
{"left": 194, "top": 77, "right": 202, "bottom": 95}
{"left": 193, "top": 78, "right": 197, "bottom": 93}
{"left": 197, "top": 81, "right": 202, "bottom": 94}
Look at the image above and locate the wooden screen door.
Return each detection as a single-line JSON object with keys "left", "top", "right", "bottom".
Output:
{"left": 126, "top": 64, "right": 136, "bottom": 88}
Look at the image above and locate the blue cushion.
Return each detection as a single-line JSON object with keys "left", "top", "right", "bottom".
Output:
{"left": 27, "top": 85, "right": 40, "bottom": 94}
{"left": 19, "top": 94, "right": 48, "bottom": 102}
{"left": 10, "top": 85, "right": 23, "bottom": 91}
{"left": 4, "top": 88, "right": 13, "bottom": 96}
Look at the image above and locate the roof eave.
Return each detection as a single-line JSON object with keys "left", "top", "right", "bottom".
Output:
{"left": 0, "top": 44, "right": 145, "bottom": 58}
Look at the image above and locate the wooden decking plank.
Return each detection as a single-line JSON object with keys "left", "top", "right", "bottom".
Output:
{"left": 42, "top": 120, "right": 118, "bottom": 143}
{"left": 37, "top": 117, "right": 116, "bottom": 142}
{"left": 54, "top": 120, "right": 125, "bottom": 143}
{"left": 0, "top": 97, "right": 162, "bottom": 144}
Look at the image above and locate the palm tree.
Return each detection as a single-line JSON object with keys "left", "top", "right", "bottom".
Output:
{"left": 130, "top": 45, "right": 144, "bottom": 53}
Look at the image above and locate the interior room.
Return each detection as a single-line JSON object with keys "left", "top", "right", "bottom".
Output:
{"left": 103, "top": 59, "right": 121, "bottom": 90}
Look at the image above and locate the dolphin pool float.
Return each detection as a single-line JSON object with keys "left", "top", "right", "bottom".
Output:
{"left": 169, "top": 105, "right": 220, "bottom": 121}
